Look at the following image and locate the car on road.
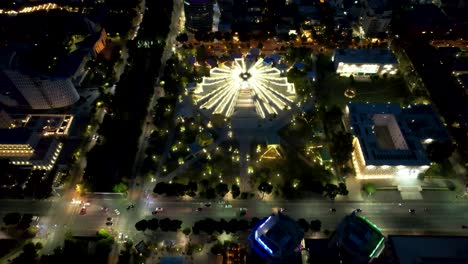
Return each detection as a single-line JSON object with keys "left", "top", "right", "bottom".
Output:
{"left": 224, "top": 204, "right": 232, "bottom": 208}
{"left": 239, "top": 208, "right": 247, "bottom": 216}
{"left": 114, "top": 209, "right": 120, "bottom": 215}
{"left": 329, "top": 208, "right": 336, "bottom": 213}
{"left": 106, "top": 222, "right": 113, "bottom": 226}
{"left": 107, "top": 217, "right": 112, "bottom": 221}
{"left": 409, "top": 209, "right": 416, "bottom": 214}
{"left": 80, "top": 207, "right": 87, "bottom": 215}
{"left": 196, "top": 208, "right": 202, "bottom": 212}
{"left": 154, "top": 207, "right": 164, "bottom": 212}
{"left": 355, "top": 208, "right": 362, "bottom": 213}
{"left": 205, "top": 203, "right": 211, "bottom": 207}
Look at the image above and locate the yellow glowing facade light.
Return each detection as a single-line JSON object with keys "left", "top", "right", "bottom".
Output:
{"left": 352, "top": 137, "right": 429, "bottom": 179}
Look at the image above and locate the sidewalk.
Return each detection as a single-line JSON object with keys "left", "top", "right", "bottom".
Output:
{"left": 340, "top": 176, "right": 466, "bottom": 203}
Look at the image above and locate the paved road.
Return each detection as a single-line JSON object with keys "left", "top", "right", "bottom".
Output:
{"left": 4, "top": 197, "right": 468, "bottom": 247}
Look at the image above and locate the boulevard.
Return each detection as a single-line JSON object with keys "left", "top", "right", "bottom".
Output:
{"left": 2, "top": 195, "right": 468, "bottom": 254}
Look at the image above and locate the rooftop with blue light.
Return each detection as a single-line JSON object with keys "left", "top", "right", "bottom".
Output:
{"left": 249, "top": 214, "right": 304, "bottom": 260}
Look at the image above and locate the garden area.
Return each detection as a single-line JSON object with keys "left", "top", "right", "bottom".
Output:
{"left": 249, "top": 141, "right": 338, "bottom": 199}
{"left": 317, "top": 74, "right": 411, "bottom": 108}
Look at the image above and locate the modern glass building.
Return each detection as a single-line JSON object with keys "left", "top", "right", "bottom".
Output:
{"left": 249, "top": 213, "right": 304, "bottom": 263}
{"left": 184, "top": 0, "right": 214, "bottom": 33}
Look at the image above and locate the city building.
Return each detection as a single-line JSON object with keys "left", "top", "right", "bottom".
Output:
{"left": 359, "top": 0, "right": 392, "bottom": 37}
{"left": 0, "top": 113, "right": 73, "bottom": 170}
{"left": 194, "top": 56, "right": 296, "bottom": 119}
{"left": 0, "top": 128, "right": 63, "bottom": 170}
{"left": 330, "top": 213, "right": 385, "bottom": 264}
{"left": 333, "top": 49, "right": 398, "bottom": 77}
{"left": 386, "top": 235, "right": 468, "bottom": 264}
{"left": 249, "top": 213, "right": 304, "bottom": 263}
{"left": 184, "top": 0, "right": 214, "bottom": 33}
{"left": 0, "top": 70, "right": 79, "bottom": 110}
{"left": 0, "top": 110, "right": 13, "bottom": 128}
{"left": 346, "top": 102, "right": 450, "bottom": 179}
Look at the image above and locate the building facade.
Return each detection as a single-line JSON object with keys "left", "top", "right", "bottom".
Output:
{"left": 359, "top": 0, "right": 392, "bottom": 37}
{"left": 184, "top": 0, "right": 214, "bottom": 33}
{"left": 346, "top": 102, "right": 449, "bottom": 179}
{"left": 0, "top": 70, "right": 79, "bottom": 109}
{"left": 333, "top": 49, "right": 398, "bottom": 77}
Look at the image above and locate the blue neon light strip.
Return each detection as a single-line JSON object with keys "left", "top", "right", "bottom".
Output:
{"left": 254, "top": 216, "right": 274, "bottom": 256}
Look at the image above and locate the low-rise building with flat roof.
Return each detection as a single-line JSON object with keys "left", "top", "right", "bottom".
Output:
{"left": 387, "top": 235, "right": 468, "bottom": 264}
{"left": 332, "top": 49, "right": 398, "bottom": 77}
{"left": 249, "top": 213, "right": 304, "bottom": 263}
{"left": 330, "top": 213, "right": 385, "bottom": 263}
{"left": 0, "top": 113, "right": 72, "bottom": 170}
{"left": 346, "top": 102, "right": 449, "bottom": 179}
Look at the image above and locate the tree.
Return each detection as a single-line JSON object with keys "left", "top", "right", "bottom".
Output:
{"left": 97, "top": 229, "right": 111, "bottom": 239}
{"left": 349, "top": 74, "right": 355, "bottom": 85}
{"left": 323, "top": 106, "right": 343, "bottom": 124}
{"left": 159, "top": 218, "right": 182, "bottom": 232}
{"left": 330, "top": 132, "right": 354, "bottom": 166}
{"left": 182, "top": 227, "right": 191, "bottom": 236}
{"left": 196, "top": 132, "right": 213, "bottom": 146}
{"left": 147, "top": 218, "right": 159, "bottom": 231}
{"left": 250, "top": 217, "right": 260, "bottom": 228}
{"left": 338, "top": 182, "right": 349, "bottom": 196}
{"left": 258, "top": 181, "right": 273, "bottom": 196}
{"left": 362, "top": 182, "right": 377, "bottom": 196}
{"left": 135, "top": 220, "right": 148, "bottom": 232}
{"left": 210, "top": 114, "right": 227, "bottom": 128}
{"left": 211, "top": 242, "right": 225, "bottom": 255}
{"left": 214, "top": 31, "right": 223, "bottom": 40}
{"left": 112, "top": 182, "right": 128, "bottom": 193}
{"left": 231, "top": 184, "right": 240, "bottom": 199}
{"left": 3, "top": 212, "right": 21, "bottom": 225}
{"left": 223, "top": 32, "right": 232, "bottom": 41}
{"left": 310, "top": 219, "right": 322, "bottom": 232}
{"left": 426, "top": 141, "right": 455, "bottom": 163}
{"left": 297, "top": 218, "right": 309, "bottom": 232}
{"left": 300, "top": 109, "right": 319, "bottom": 124}
{"left": 176, "top": 32, "right": 188, "bottom": 42}
{"left": 206, "top": 188, "right": 216, "bottom": 199}
{"left": 215, "top": 183, "right": 229, "bottom": 198}
{"left": 12, "top": 242, "right": 38, "bottom": 264}
{"left": 257, "top": 41, "right": 264, "bottom": 49}
{"left": 187, "top": 181, "right": 198, "bottom": 193}
{"left": 323, "top": 183, "right": 339, "bottom": 200}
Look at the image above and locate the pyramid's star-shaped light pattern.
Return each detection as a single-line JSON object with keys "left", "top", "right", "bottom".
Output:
{"left": 194, "top": 58, "right": 296, "bottom": 118}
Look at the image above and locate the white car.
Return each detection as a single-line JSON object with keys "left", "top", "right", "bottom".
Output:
{"left": 224, "top": 204, "right": 232, "bottom": 208}
{"left": 155, "top": 207, "right": 164, "bottom": 212}
{"left": 114, "top": 209, "right": 120, "bottom": 215}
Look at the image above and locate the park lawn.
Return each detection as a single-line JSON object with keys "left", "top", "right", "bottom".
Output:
{"left": 318, "top": 75, "right": 410, "bottom": 107}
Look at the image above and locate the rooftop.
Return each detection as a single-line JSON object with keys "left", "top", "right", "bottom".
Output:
{"left": 250, "top": 214, "right": 304, "bottom": 259}
{"left": 389, "top": 235, "right": 468, "bottom": 264}
{"left": 333, "top": 49, "right": 398, "bottom": 65}
{"left": 335, "top": 213, "right": 385, "bottom": 259}
{"left": 347, "top": 102, "right": 449, "bottom": 166}
{"left": 0, "top": 128, "right": 33, "bottom": 144}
